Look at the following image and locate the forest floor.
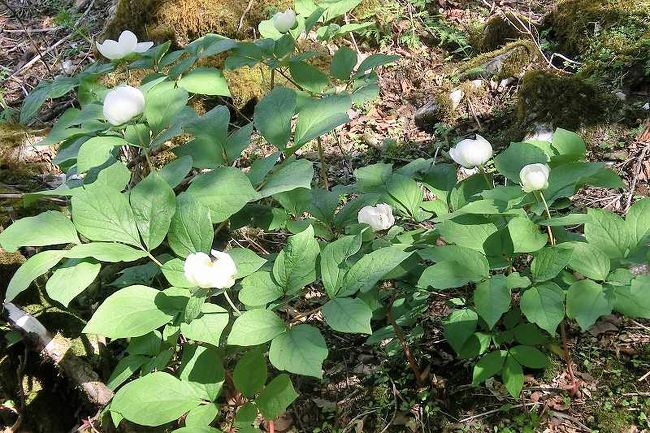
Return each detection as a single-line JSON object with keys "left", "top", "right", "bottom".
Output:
{"left": 0, "top": 0, "right": 649, "bottom": 432}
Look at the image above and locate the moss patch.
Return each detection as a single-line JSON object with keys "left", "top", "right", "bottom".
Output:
{"left": 477, "top": 12, "right": 536, "bottom": 52}
{"left": 458, "top": 40, "right": 540, "bottom": 80}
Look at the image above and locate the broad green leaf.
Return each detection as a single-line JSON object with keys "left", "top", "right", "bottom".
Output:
{"left": 5, "top": 250, "right": 66, "bottom": 302}
{"left": 229, "top": 248, "right": 266, "bottom": 279}
{"left": 566, "top": 279, "right": 611, "bottom": 331}
{"left": 538, "top": 213, "right": 592, "bottom": 226}
{"left": 565, "top": 241, "right": 610, "bottom": 281}
{"left": 385, "top": 174, "right": 423, "bottom": 217}
{"left": 545, "top": 162, "right": 624, "bottom": 203}
{"left": 320, "top": 234, "right": 363, "bottom": 297}
{"left": 508, "top": 216, "right": 547, "bottom": 253}
{"left": 340, "top": 247, "right": 411, "bottom": 296}
{"left": 178, "top": 67, "right": 230, "bottom": 96}
{"left": 66, "top": 242, "right": 148, "bottom": 262}
{"left": 474, "top": 276, "right": 511, "bottom": 330}
{"left": 0, "top": 211, "right": 79, "bottom": 252}
{"left": 551, "top": 128, "right": 586, "bottom": 160}
{"left": 159, "top": 155, "right": 193, "bottom": 188}
{"left": 418, "top": 260, "right": 485, "bottom": 290}
{"left": 185, "top": 404, "right": 219, "bottom": 428}
{"left": 175, "top": 106, "right": 229, "bottom": 168}
{"left": 513, "top": 323, "right": 547, "bottom": 345}
{"left": 255, "top": 374, "right": 298, "bottom": 420}
{"left": 322, "top": 297, "right": 372, "bottom": 334}
{"left": 227, "top": 309, "right": 286, "bottom": 346}
{"left": 502, "top": 355, "right": 524, "bottom": 397}
{"left": 472, "top": 350, "right": 506, "bottom": 384}
{"left": 330, "top": 46, "right": 357, "bottom": 80}
{"left": 168, "top": 193, "right": 213, "bottom": 257}
{"left": 71, "top": 186, "right": 141, "bottom": 247}
{"left": 289, "top": 61, "right": 329, "bottom": 93}
{"left": 437, "top": 215, "right": 498, "bottom": 253}
{"left": 272, "top": 226, "right": 320, "bottom": 294}
{"left": 613, "top": 276, "right": 650, "bottom": 319}
{"left": 254, "top": 86, "right": 296, "bottom": 149}
{"left": 259, "top": 159, "right": 313, "bottom": 198}
{"left": 354, "top": 162, "right": 392, "bottom": 192}
{"left": 584, "top": 208, "right": 631, "bottom": 259}
{"left": 238, "top": 271, "right": 282, "bottom": 307}
{"left": 443, "top": 308, "right": 478, "bottom": 354}
{"left": 509, "top": 345, "right": 547, "bottom": 369}
{"left": 107, "top": 354, "right": 149, "bottom": 390}
{"left": 111, "top": 371, "right": 203, "bottom": 426}
{"left": 627, "top": 197, "right": 650, "bottom": 247}
{"left": 180, "top": 303, "right": 229, "bottom": 346}
{"left": 179, "top": 345, "right": 224, "bottom": 401}
{"left": 186, "top": 167, "right": 259, "bottom": 223}
{"left": 353, "top": 53, "right": 399, "bottom": 78}
{"left": 233, "top": 349, "right": 267, "bottom": 397}
{"left": 127, "top": 331, "right": 162, "bottom": 356}
{"left": 506, "top": 272, "right": 531, "bottom": 290}
{"left": 494, "top": 142, "right": 548, "bottom": 183}
{"left": 83, "top": 285, "right": 176, "bottom": 338}
{"left": 144, "top": 81, "right": 189, "bottom": 133}
{"left": 77, "top": 136, "right": 126, "bottom": 173}
{"left": 269, "top": 324, "right": 328, "bottom": 378}
{"left": 520, "top": 282, "right": 564, "bottom": 334}
{"left": 294, "top": 94, "right": 351, "bottom": 146}
{"left": 531, "top": 246, "right": 573, "bottom": 282}
{"left": 45, "top": 260, "right": 100, "bottom": 307}
{"left": 161, "top": 258, "right": 194, "bottom": 288}
{"left": 130, "top": 172, "right": 176, "bottom": 250}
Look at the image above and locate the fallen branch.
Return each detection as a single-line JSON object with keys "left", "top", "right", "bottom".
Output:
{"left": 3, "top": 303, "right": 113, "bottom": 407}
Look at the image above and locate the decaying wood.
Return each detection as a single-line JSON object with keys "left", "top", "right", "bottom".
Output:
{"left": 3, "top": 302, "right": 113, "bottom": 407}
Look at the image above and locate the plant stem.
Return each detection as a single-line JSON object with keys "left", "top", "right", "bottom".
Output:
{"left": 386, "top": 299, "right": 424, "bottom": 385}
{"left": 560, "top": 321, "right": 578, "bottom": 396}
{"left": 536, "top": 191, "right": 555, "bottom": 246}
{"left": 268, "top": 420, "right": 275, "bottom": 433}
{"left": 223, "top": 290, "right": 241, "bottom": 316}
{"left": 270, "top": 68, "right": 275, "bottom": 90}
{"left": 317, "top": 137, "right": 329, "bottom": 190}
{"left": 146, "top": 251, "right": 163, "bottom": 267}
{"left": 478, "top": 165, "right": 492, "bottom": 189}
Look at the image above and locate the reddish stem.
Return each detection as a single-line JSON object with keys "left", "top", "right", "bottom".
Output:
{"left": 387, "top": 300, "right": 424, "bottom": 385}
{"left": 560, "top": 321, "right": 579, "bottom": 396}
{"left": 268, "top": 420, "right": 275, "bottom": 433}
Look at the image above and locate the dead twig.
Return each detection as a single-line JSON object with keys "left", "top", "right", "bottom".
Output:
{"left": 624, "top": 143, "right": 649, "bottom": 212}
{"left": 237, "top": 0, "right": 255, "bottom": 32}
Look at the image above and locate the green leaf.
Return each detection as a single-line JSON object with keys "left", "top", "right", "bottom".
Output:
{"left": 180, "top": 303, "right": 229, "bottom": 346}
{"left": 418, "top": 260, "right": 485, "bottom": 290}
{"left": 613, "top": 276, "right": 650, "bottom": 319}
{"left": 539, "top": 213, "right": 592, "bottom": 226}
{"left": 545, "top": 162, "right": 624, "bottom": 203}
{"left": 185, "top": 404, "right": 219, "bottom": 428}
{"left": 255, "top": 374, "right": 298, "bottom": 420}
{"left": 186, "top": 167, "right": 259, "bottom": 223}
{"left": 320, "top": 234, "right": 363, "bottom": 297}
{"left": 506, "top": 272, "right": 531, "bottom": 290}
{"left": 227, "top": 309, "right": 286, "bottom": 346}
{"left": 443, "top": 308, "right": 478, "bottom": 353}
{"left": 168, "top": 193, "right": 214, "bottom": 257}
{"left": 294, "top": 94, "right": 351, "bottom": 146}
{"left": 0, "top": 211, "right": 80, "bottom": 252}
{"left": 175, "top": 106, "right": 230, "bottom": 168}
{"left": 65, "top": 242, "right": 147, "bottom": 262}
{"left": 272, "top": 226, "right": 320, "bottom": 294}
{"left": 520, "top": 282, "right": 565, "bottom": 335}
{"left": 127, "top": 331, "right": 162, "bottom": 355}
{"left": 76, "top": 136, "right": 126, "bottom": 173}
{"left": 233, "top": 349, "right": 267, "bottom": 397}
{"left": 111, "top": 371, "right": 203, "bottom": 426}
{"left": 178, "top": 67, "right": 230, "bottom": 96}
{"left": 566, "top": 279, "right": 611, "bottom": 331}
{"left": 71, "top": 186, "right": 141, "bottom": 247}
{"left": 340, "top": 247, "right": 411, "bottom": 296}
{"left": 501, "top": 355, "right": 524, "bottom": 397}
{"left": 144, "top": 81, "right": 189, "bottom": 133}
{"left": 107, "top": 354, "right": 148, "bottom": 391}
{"left": 20, "top": 76, "right": 79, "bottom": 123}
{"left": 159, "top": 155, "right": 193, "bottom": 188}
{"left": 269, "top": 324, "right": 328, "bottom": 378}
{"left": 474, "top": 276, "right": 511, "bottom": 330}
{"left": 565, "top": 242, "right": 610, "bottom": 281}
{"left": 509, "top": 345, "right": 548, "bottom": 369}
{"left": 229, "top": 248, "right": 266, "bottom": 279}
{"left": 322, "top": 297, "right": 372, "bottom": 334}
{"left": 531, "top": 246, "right": 573, "bottom": 282}
{"left": 353, "top": 54, "right": 399, "bottom": 78}
{"left": 472, "top": 350, "right": 506, "bottom": 385}
{"left": 627, "top": 197, "right": 650, "bottom": 247}
{"left": 551, "top": 128, "right": 586, "bottom": 160}
{"left": 513, "top": 323, "right": 547, "bottom": 345}
{"left": 437, "top": 215, "right": 499, "bottom": 253}
{"left": 385, "top": 174, "right": 423, "bottom": 217}
{"left": 259, "top": 159, "right": 313, "bottom": 198}
{"left": 161, "top": 258, "right": 194, "bottom": 288}
{"left": 330, "top": 46, "right": 357, "bottom": 80}
{"left": 238, "top": 271, "right": 282, "bottom": 307}
{"left": 5, "top": 250, "right": 66, "bottom": 302}
{"left": 508, "top": 216, "right": 547, "bottom": 253}
{"left": 130, "top": 172, "right": 176, "bottom": 250}
{"left": 179, "top": 345, "right": 224, "bottom": 401}
{"left": 83, "top": 285, "right": 176, "bottom": 338}
{"left": 254, "top": 87, "right": 296, "bottom": 149}
{"left": 494, "top": 142, "right": 548, "bottom": 183}
{"left": 584, "top": 208, "right": 631, "bottom": 259}
{"left": 46, "top": 260, "right": 100, "bottom": 307}
{"left": 354, "top": 162, "right": 392, "bottom": 192}
{"left": 289, "top": 61, "right": 329, "bottom": 93}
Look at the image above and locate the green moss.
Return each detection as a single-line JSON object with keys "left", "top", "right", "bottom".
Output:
{"left": 458, "top": 40, "right": 540, "bottom": 80}
{"left": 477, "top": 12, "right": 535, "bottom": 52}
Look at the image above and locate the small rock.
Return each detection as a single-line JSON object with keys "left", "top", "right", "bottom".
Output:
{"left": 449, "top": 89, "right": 464, "bottom": 110}
{"left": 614, "top": 91, "right": 626, "bottom": 101}
{"left": 524, "top": 123, "right": 554, "bottom": 142}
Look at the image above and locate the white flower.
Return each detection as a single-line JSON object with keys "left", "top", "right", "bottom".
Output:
{"left": 358, "top": 203, "right": 395, "bottom": 231}
{"left": 519, "top": 163, "right": 550, "bottom": 193}
{"left": 102, "top": 85, "right": 145, "bottom": 125}
{"left": 184, "top": 250, "right": 238, "bottom": 289}
{"left": 449, "top": 134, "right": 493, "bottom": 168}
{"left": 272, "top": 9, "right": 297, "bottom": 33}
{"left": 96, "top": 30, "right": 153, "bottom": 60}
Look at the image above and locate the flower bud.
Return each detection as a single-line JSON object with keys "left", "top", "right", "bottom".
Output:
{"left": 96, "top": 30, "right": 153, "bottom": 60}
{"left": 519, "top": 163, "right": 550, "bottom": 193}
{"left": 448, "top": 134, "right": 493, "bottom": 168}
{"left": 102, "top": 86, "right": 145, "bottom": 126}
{"left": 272, "top": 9, "right": 297, "bottom": 33}
{"left": 358, "top": 203, "right": 395, "bottom": 231}
{"left": 184, "top": 250, "right": 238, "bottom": 289}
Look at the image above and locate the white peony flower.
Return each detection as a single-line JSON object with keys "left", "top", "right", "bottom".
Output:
{"left": 102, "top": 85, "right": 145, "bottom": 126}
{"left": 96, "top": 30, "right": 153, "bottom": 60}
{"left": 449, "top": 134, "right": 493, "bottom": 168}
{"left": 519, "top": 163, "right": 551, "bottom": 193}
{"left": 272, "top": 9, "right": 297, "bottom": 33}
{"left": 184, "top": 250, "right": 238, "bottom": 289}
{"left": 358, "top": 203, "right": 395, "bottom": 231}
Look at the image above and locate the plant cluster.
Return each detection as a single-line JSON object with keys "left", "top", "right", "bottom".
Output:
{"left": 2, "top": 0, "right": 650, "bottom": 431}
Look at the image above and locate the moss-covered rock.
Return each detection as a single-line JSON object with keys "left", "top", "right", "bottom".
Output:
{"left": 476, "top": 12, "right": 537, "bottom": 52}
{"left": 458, "top": 40, "right": 541, "bottom": 80}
